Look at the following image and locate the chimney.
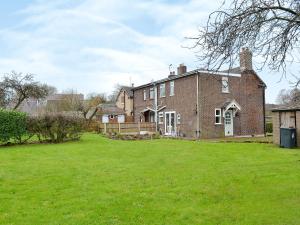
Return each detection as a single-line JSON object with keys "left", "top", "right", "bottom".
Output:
{"left": 177, "top": 63, "right": 187, "bottom": 75}
{"left": 239, "top": 47, "right": 253, "bottom": 71}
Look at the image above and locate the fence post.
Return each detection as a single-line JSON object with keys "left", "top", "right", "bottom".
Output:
{"left": 119, "top": 123, "right": 121, "bottom": 133}
{"left": 104, "top": 123, "right": 107, "bottom": 134}
{"left": 138, "top": 122, "right": 141, "bottom": 134}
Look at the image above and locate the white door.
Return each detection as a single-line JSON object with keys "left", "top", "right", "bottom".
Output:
{"left": 165, "top": 112, "right": 176, "bottom": 136}
{"left": 224, "top": 110, "right": 233, "bottom": 136}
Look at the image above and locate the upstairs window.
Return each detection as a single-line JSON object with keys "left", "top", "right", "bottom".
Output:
{"left": 215, "top": 108, "right": 222, "bottom": 124}
{"left": 160, "top": 83, "right": 166, "bottom": 97}
{"left": 222, "top": 77, "right": 229, "bottom": 93}
{"left": 143, "top": 90, "right": 147, "bottom": 100}
{"left": 150, "top": 88, "right": 154, "bottom": 99}
{"left": 170, "top": 81, "right": 175, "bottom": 96}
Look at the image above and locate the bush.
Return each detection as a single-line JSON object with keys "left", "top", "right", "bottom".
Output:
{"left": 0, "top": 109, "right": 27, "bottom": 144}
{"left": 266, "top": 122, "right": 273, "bottom": 133}
{"left": 27, "top": 113, "right": 84, "bottom": 143}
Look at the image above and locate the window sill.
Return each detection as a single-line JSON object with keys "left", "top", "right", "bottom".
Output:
{"left": 169, "top": 94, "right": 175, "bottom": 97}
{"left": 160, "top": 96, "right": 166, "bottom": 98}
{"left": 222, "top": 91, "right": 230, "bottom": 94}
{"left": 215, "top": 123, "right": 222, "bottom": 125}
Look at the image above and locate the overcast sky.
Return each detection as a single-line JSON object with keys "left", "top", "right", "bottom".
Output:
{"left": 0, "top": 0, "right": 298, "bottom": 103}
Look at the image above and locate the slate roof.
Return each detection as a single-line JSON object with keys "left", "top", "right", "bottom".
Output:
{"left": 97, "top": 103, "right": 125, "bottom": 115}
{"left": 272, "top": 102, "right": 300, "bottom": 112}
{"left": 120, "top": 86, "right": 134, "bottom": 98}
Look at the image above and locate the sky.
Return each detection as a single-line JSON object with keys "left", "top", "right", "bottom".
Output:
{"left": 0, "top": 0, "right": 298, "bottom": 103}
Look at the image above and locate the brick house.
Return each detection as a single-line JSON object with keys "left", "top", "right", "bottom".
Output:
{"left": 132, "top": 48, "right": 266, "bottom": 138}
{"left": 115, "top": 86, "right": 134, "bottom": 122}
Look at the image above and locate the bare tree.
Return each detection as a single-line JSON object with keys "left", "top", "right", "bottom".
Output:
{"left": 0, "top": 71, "right": 53, "bottom": 110}
{"left": 276, "top": 88, "right": 300, "bottom": 104}
{"left": 190, "top": 0, "right": 300, "bottom": 74}
{"left": 57, "top": 90, "right": 107, "bottom": 122}
{"left": 108, "top": 84, "right": 122, "bottom": 103}
{"left": 79, "top": 93, "right": 107, "bottom": 122}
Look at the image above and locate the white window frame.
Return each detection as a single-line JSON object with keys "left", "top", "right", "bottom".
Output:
{"left": 158, "top": 112, "right": 164, "bottom": 124}
{"left": 143, "top": 89, "right": 147, "bottom": 100}
{"left": 149, "top": 87, "right": 154, "bottom": 99}
{"left": 222, "top": 77, "right": 229, "bottom": 93}
{"left": 177, "top": 113, "right": 181, "bottom": 124}
{"left": 170, "top": 81, "right": 175, "bottom": 96}
{"left": 160, "top": 83, "right": 166, "bottom": 98}
{"left": 215, "top": 108, "right": 222, "bottom": 125}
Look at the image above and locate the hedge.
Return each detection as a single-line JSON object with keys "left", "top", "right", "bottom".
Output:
{"left": 26, "top": 113, "right": 84, "bottom": 143}
{"left": 266, "top": 122, "right": 273, "bottom": 133}
{"left": 0, "top": 109, "right": 27, "bottom": 144}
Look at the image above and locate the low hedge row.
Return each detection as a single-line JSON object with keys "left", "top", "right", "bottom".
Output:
{"left": 0, "top": 110, "right": 84, "bottom": 145}
{"left": 0, "top": 110, "right": 27, "bottom": 144}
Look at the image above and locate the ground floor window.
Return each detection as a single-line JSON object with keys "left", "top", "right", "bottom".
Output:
{"left": 159, "top": 112, "right": 164, "bottom": 124}
{"left": 215, "top": 108, "right": 222, "bottom": 124}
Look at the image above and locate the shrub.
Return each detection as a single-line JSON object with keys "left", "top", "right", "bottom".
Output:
{"left": 266, "top": 122, "right": 273, "bottom": 134}
{"left": 27, "top": 113, "right": 84, "bottom": 143}
{"left": 0, "top": 109, "right": 27, "bottom": 144}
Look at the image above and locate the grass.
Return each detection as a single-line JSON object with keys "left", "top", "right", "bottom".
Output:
{"left": 0, "top": 134, "right": 300, "bottom": 225}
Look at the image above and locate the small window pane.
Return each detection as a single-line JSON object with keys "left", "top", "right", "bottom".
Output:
{"left": 222, "top": 77, "right": 229, "bottom": 93}
{"left": 170, "top": 81, "right": 175, "bottom": 96}
{"left": 150, "top": 88, "right": 154, "bottom": 99}
{"left": 160, "top": 83, "right": 165, "bottom": 97}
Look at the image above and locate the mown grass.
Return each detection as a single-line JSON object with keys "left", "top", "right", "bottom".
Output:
{"left": 0, "top": 134, "right": 300, "bottom": 225}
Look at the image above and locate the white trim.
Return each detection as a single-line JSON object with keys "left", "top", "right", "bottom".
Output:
{"left": 165, "top": 111, "right": 176, "bottom": 136}
{"left": 215, "top": 108, "right": 222, "bottom": 125}
{"left": 149, "top": 87, "right": 154, "bottom": 99}
{"left": 159, "top": 83, "right": 166, "bottom": 98}
{"left": 197, "top": 70, "right": 241, "bottom": 77}
{"left": 158, "top": 112, "right": 164, "bottom": 124}
{"left": 221, "top": 77, "right": 229, "bottom": 93}
{"left": 143, "top": 89, "right": 147, "bottom": 101}
{"left": 223, "top": 100, "right": 242, "bottom": 117}
{"left": 169, "top": 81, "right": 175, "bottom": 96}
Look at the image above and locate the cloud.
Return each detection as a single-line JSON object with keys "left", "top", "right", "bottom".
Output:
{"left": 0, "top": 0, "right": 295, "bottom": 103}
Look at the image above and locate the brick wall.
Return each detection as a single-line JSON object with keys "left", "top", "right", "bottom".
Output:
{"left": 116, "top": 91, "right": 133, "bottom": 116}
{"left": 198, "top": 71, "right": 264, "bottom": 138}
{"left": 133, "top": 75, "right": 198, "bottom": 137}
{"left": 133, "top": 71, "right": 265, "bottom": 138}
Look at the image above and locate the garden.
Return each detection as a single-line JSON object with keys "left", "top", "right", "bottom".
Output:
{"left": 1, "top": 133, "right": 300, "bottom": 225}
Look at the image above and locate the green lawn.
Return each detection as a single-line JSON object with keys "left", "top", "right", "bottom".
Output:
{"left": 0, "top": 134, "right": 300, "bottom": 225}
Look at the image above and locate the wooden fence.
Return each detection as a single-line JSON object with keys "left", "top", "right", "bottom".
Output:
{"left": 88, "top": 122, "right": 156, "bottom": 134}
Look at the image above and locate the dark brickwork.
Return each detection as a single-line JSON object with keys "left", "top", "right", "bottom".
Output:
{"left": 133, "top": 70, "right": 265, "bottom": 138}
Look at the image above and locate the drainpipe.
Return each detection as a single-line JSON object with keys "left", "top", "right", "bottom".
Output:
{"left": 153, "top": 82, "right": 158, "bottom": 132}
{"left": 263, "top": 86, "right": 266, "bottom": 137}
{"left": 196, "top": 72, "right": 200, "bottom": 139}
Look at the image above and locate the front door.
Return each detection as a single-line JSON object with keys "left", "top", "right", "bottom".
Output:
{"left": 224, "top": 110, "right": 233, "bottom": 136}
{"left": 165, "top": 112, "right": 176, "bottom": 136}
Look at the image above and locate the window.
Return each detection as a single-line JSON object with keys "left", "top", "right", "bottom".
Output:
{"left": 159, "top": 112, "right": 164, "bottom": 124}
{"left": 150, "top": 88, "right": 154, "bottom": 99}
{"left": 222, "top": 77, "right": 229, "bottom": 93}
{"left": 143, "top": 90, "right": 147, "bottom": 100}
{"left": 170, "top": 81, "right": 175, "bottom": 96}
{"left": 177, "top": 113, "right": 181, "bottom": 124}
{"left": 160, "top": 83, "right": 166, "bottom": 97}
{"left": 215, "top": 108, "right": 222, "bottom": 124}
